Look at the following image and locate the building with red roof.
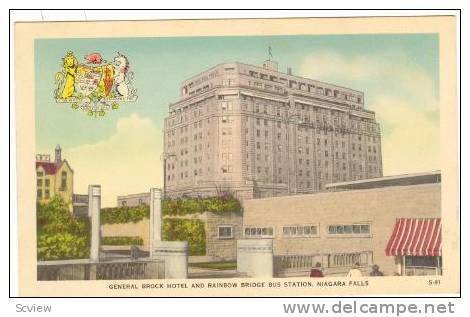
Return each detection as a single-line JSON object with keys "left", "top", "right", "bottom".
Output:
{"left": 36, "top": 145, "right": 74, "bottom": 205}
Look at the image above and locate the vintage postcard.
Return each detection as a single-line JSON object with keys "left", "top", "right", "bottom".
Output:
{"left": 14, "top": 15, "right": 459, "bottom": 297}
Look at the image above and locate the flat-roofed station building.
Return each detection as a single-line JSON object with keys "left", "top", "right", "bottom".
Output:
{"left": 163, "top": 59, "right": 383, "bottom": 200}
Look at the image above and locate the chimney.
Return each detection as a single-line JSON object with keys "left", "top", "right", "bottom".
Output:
{"left": 55, "top": 144, "right": 62, "bottom": 165}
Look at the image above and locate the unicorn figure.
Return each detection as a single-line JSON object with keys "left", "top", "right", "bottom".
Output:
{"left": 113, "top": 52, "right": 136, "bottom": 100}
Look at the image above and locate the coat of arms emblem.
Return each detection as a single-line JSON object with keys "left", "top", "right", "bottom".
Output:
{"left": 54, "top": 51, "right": 137, "bottom": 117}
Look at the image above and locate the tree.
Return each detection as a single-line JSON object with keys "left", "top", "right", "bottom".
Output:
{"left": 37, "top": 197, "right": 90, "bottom": 260}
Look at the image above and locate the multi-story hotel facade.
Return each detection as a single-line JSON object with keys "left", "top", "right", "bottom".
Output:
{"left": 163, "top": 60, "right": 383, "bottom": 200}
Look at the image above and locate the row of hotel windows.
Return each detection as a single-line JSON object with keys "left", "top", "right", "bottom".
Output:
{"left": 239, "top": 112, "right": 376, "bottom": 133}
{"left": 247, "top": 166, "right": 375, "bottom": 183}
{"left": 166, "top": 114, "right": 378, "bottom": 142}
{"left": 245, "top": 70, "right": 362, "bottom": 104}
{"left": 168, "top": 102, "right": 376, "bottom": 134}
{"left": 217, "top": 223, "right": 371, "bottom": 239}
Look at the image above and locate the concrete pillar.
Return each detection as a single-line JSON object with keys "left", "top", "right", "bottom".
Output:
{"left": 153, "top": 241, "right": 188, "bottom": 279}
{"left": 88, "top": 185, "right": 101, "bottom": 261}
{"left": 149, "top": 188, "right": 162, "bottom": 257}
{"left": 237, "top": 239, "right": 273, "bottom": 278}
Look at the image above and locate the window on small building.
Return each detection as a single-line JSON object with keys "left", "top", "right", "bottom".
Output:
{"left": 328, "top": 223, "right": 371, "bottom": 237}
{"left": 60, "top": 171, "right": 67, "bottom": 190}
{"left": 218, "top": 225, "right": 233, "bottom": 239}
{"left": 282, "top": 224, "right": 319, "bottom": 238}
{"left": 244, "top": 227, "right": 274, "bottom": 238}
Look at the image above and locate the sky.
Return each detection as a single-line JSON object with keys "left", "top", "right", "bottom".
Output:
{"left": 35, "top": 34, "right": 440, "bottom": 206}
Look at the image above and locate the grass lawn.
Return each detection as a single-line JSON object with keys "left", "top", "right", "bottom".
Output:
{"left": 189, "top": 261, "right": 237, "bottom": 270}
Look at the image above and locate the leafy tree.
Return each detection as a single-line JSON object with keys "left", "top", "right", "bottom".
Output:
{"left": 162, "top": 195, "right": 242, "bottom": 216}
{"left": 100, "top": 205, "right": 150, "bottom": 224}
{"left": 101, "top": 236, "right": 143, "bottom": 246}
{"left": 163, "top": 219, "right": 206, "bottom": 256}
{"left": 37, "top": 197, "right": 90, "bottom": 260}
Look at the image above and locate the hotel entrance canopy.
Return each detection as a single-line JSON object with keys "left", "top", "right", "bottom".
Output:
{"left": 385, "top": 218, "right": 442, "bottom": 257}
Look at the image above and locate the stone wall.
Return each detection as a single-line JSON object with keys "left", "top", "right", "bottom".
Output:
{"left": 101, "top": 219, "right": 150, "bottom": 251}
{"left": 100, "top": 212, "right": 243, "bottom": 260}
{"left": 204, "top": 211, "right": 243, "bottom": 261}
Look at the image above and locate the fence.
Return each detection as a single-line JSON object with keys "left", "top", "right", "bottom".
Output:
{"left": 274, "top": 251, "right": 373, "bottom": 277}
{"left": 37, "top": 258, "right": 165, "bottom": 280}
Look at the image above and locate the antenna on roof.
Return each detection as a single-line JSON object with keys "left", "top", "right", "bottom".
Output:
{"left": 268, "top": 45, "right": 273, "bottom": 61}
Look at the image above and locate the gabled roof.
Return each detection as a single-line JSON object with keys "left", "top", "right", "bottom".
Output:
{"left": 36, "top": 161, "right": 61, "bottom": 175}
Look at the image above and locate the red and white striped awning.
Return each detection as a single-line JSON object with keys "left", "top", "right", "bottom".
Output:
{"left": 385, "top": 218, "right": 442, "bottom": 257}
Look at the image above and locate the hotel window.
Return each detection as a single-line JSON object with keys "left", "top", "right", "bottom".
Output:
{"left": 282, "top": 225, "right": 319, "bottom": 238}
{"left": 37, "top": 189, "right": 42, "bottom": 199}
{"left": 222, "top": 165, "right": 233, "bottom": 173}
{"left": 328, "top": 224, "right": 371, "bottom": 237}
{"left": 218, "top": 226, "right": 233, "bottom": 239}
{"left": 244, "top": 227, "right": 274, "bottom": 238}
{"left": 37, "top": 179, "right": 42, "bottom": 187}
{"left": 44, "top": 189, "right": 50, "bottom": 199}
{"left": 37, "top": 171, "right": 44, "bottom": 177}
{"left": 222, "top": 153, "right": 233, "bottom": 161}
{"left": 45, "top": 179, "right": 50, "bottom": 187}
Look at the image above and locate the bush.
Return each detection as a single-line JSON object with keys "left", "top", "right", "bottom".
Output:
{"left": 163, "top": 218, "right": 206, "bottom": 256}
{"left": 101, "top": 236, "right": 143, "bottom": 246}
{"left": 37, "top": 232, "right": 89, "bottom": 260}
{"left": 162, "top": 195, "right": 242, "bottom": 216}
{"left": 37, "top": 197, "right": 90, "bottom": 260}
{"left": 100, "top": 205, "right": 150, "bottom": 224}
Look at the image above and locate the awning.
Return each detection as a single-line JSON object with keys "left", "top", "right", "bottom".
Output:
{"left": 385, "top": 218, "right": 441, "bottom": 257}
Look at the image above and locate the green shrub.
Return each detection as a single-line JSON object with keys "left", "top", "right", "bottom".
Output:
{"left": 101, "top": 236, "right": 143, "bottom": 246}
{"left": 162, "top": 195, "right": 242, "bottom": 216}
{"left": 100, "top": 205, "right": 150, "bottom": 224}
{"left": 163, "top": 218, "right": 206, "bottom": 256}
{"left": 37, "top": 197, "right": 90, "bottom": 260}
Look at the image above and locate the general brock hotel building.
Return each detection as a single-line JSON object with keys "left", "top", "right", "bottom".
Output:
{"left": 163, "top": 59, "right": 383, "bottom": 200}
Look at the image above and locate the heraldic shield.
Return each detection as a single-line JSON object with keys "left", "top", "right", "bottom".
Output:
{"left": 54, "top": 51, "right": 137, "bottom": 117}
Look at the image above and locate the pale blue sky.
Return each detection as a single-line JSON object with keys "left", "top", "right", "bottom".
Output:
{"left": 35, "top": 34, "right": 440, "bottom": 205}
